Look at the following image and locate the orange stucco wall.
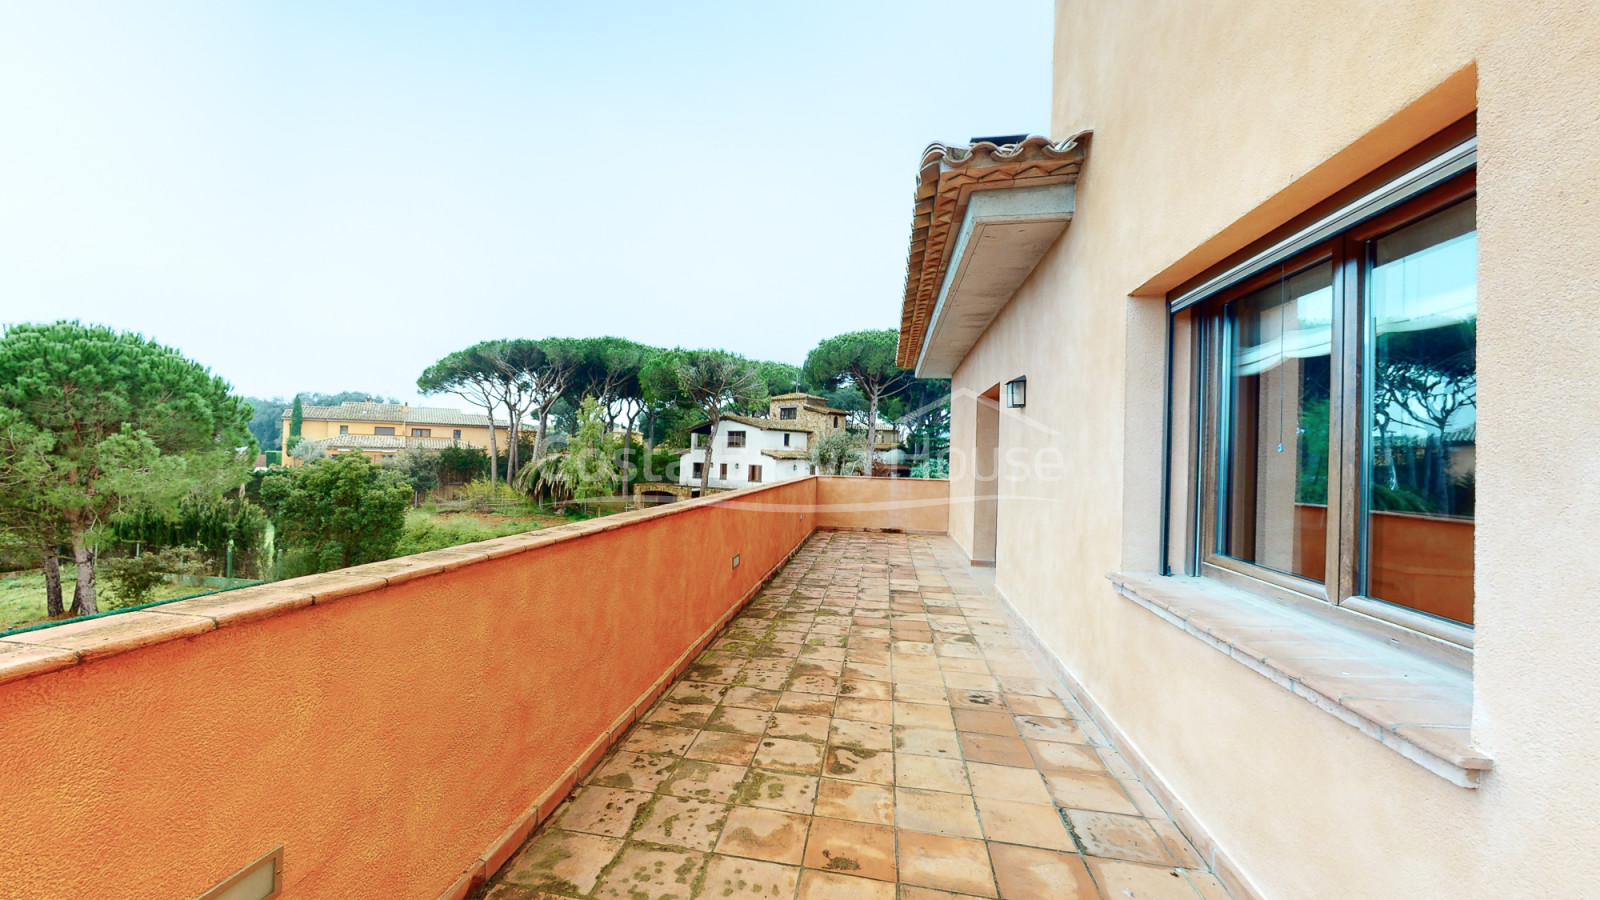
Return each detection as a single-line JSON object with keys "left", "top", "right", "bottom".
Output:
{"left": 0, "top": 478, "right": 822, "bottom": 900}
{"left": 814, "top": 476, "right": 950, "bottom": 534}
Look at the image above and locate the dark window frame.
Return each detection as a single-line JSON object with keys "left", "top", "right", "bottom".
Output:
{"left": 726, "top": 430, "right": 746, "bottom": 448}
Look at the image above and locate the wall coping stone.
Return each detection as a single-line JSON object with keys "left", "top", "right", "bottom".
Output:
{"left": 0, "top": 476, "right": 822, "bottom": 688}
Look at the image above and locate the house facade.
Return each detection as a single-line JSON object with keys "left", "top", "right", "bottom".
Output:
{"left": 679, "top": 413, "right": 814, "bottom": 491}
{"left": 282, "top": 401, "right": 511, "bottom": 464}
{"left": 768, "top": 391, "right": 898, "bottom": 451}
{"left": 677, "top": 393, "right": 900, "bottom": 492}
{"left": 892, "top": 3, "right": 1600, "bottom": 898}
{"left": 766, "top": 391, "right": 848, "bottom": 434}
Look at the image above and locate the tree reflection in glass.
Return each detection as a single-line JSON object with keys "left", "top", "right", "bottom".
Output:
{"left": 1366, "top": 197, "right": 1476, "bottom": 624}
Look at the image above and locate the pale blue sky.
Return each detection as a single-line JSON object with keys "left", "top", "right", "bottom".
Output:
{"left": 0, "top": 1, "right": 1051, "bottom": 404}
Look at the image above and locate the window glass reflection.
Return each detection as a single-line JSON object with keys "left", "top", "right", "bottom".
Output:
{"left": 1223, "top": 262, "right": 1334, "bottom": 582}
{"left": 1366, "top": 198, "right": 1476, "bottom": 624}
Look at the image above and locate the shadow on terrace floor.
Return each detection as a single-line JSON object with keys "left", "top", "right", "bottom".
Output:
{"left": 477, "top": 531, "right": 1233, "bottom": 900}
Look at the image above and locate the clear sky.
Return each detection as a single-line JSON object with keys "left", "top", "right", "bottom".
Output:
{"left": 0, "top": 1, "right": 1051, "bottom": 405}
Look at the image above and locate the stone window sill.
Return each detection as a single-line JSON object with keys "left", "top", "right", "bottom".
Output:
{"left": 1109, "top": 572, "right": 1489, "bottom": 788}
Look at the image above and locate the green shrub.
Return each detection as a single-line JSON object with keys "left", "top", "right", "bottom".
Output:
{"left": 395, "top": 511, "right": 538, "bottom": 556}
{"left": 258, "top": 454, "right": 412, "bottom": 573}
{"left": 272, "top": 548, "right": 323, "bottom": 581}
{"left": 630, "top": 448, "right": 681, "bottom": 486}
{"left": 0, "top": 532, "right": 41, "bottom": 574}
{"left": 100, "top": 547, "right": 206, "bottom": 608}
{"left": 457, "top": 479, "right": 530, "bottom": 513}
{"left": 397, "top": 514, "right": 493, "bottom": 555}
{"left": 437, "top": 445, "right": 489, "bottom": 483}
{"left": 111, "top": 495, "right": 271, "bottom": 578}
{"left": 385, "top": 446, "right": 441, "bottom": 497}
{"left": 810, "top": 430, "right": 868, "bottom": 475}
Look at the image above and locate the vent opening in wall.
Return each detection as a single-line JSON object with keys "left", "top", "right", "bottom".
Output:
{"left": 732, "top": 554, "right": 741, "bottom": 569}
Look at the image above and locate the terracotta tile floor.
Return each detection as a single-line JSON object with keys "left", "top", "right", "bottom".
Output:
{"left": 480, "top": 532, "right": 1235, "bottom": 900}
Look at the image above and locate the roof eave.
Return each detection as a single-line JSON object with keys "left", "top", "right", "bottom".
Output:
{"left": 895, "top": 132, "right": 1091, "bottom": 373}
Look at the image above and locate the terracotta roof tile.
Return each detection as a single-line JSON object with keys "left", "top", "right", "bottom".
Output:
{"left": 897, "top": 133, "right": 1090, "bottom": 368}
{"left": 689, "top": 413, "right": 810, "bottom": 433}
{"left": 284, "top": 401, "right": 508, "bottom": 428}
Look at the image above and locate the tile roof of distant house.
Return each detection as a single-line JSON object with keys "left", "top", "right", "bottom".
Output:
{"left": 761, "top": 449, "right": 811, "bottom": 460}
{"left": 283, "top": 401, "right": 509, "bottom": 428}
{"left": 687, "top": 413, "right": 811, "bottom": 433}
{"left": 898, "top": 132, "right": 1090, "bottom": 368}
{"left": 768, "top": 393, "right": 849, "bottom": 415}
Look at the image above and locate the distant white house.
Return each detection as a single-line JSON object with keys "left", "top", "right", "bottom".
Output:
{"left": 675, "top": 392, "right": 901, "bottom": 493}
{"left": 679, "top": 413, "right": 815, "bottom": 491}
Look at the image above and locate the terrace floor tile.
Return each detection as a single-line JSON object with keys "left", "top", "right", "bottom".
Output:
{"left": 589, "top": 844, "right": 705, "bottom": 900}
{"left": 480, "top": 532, "right": 1238, "bottom": 900}
{"left": 714, "top": 806, "right": 811, "bottom": 865}
{"left": 812, "top": 779, "right": 894, "bottom": 826}
{"left": 802, "top": 816, "right": 897, "bottom": 881}
{"left": 699, "top": 855, "right": 801, "bottom": 899}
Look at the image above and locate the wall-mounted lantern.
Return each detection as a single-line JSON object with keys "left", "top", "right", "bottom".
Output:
{"left": 1005, "top": 376, "right": 1027, "bottom": 409}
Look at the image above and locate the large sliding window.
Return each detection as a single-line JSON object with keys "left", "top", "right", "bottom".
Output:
{"left": 1189, "top": 164, "right": 1476, "bottom": 635}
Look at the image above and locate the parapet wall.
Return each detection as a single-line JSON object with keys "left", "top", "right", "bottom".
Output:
{"left": 814, "top": 475, "right": 950, "bottom": 534}
{"left": 0, "top": 475, "right": 951, "bottom": 900}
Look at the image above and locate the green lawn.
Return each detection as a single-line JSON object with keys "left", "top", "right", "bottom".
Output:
{"left": 393, "top": 505, "right": 579, "bottom": 555}
{"left": 0, "top": 568, "right": 203, "bottom": 634}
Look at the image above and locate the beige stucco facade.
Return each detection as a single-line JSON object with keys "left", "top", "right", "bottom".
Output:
{"left": 929, "top": 2, "right": 1600, "bottom": 898}
{"left": 281, "top": 402, "right": 511, "bottom": 465}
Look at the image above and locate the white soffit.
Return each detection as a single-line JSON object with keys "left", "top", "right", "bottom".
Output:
{"left": 915, "top": 183, "right": 1075, "bottom": 379}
